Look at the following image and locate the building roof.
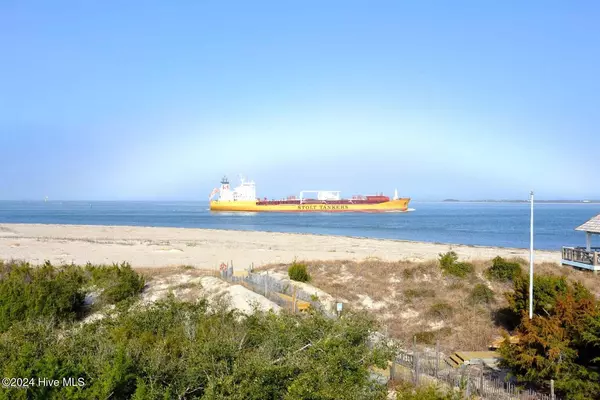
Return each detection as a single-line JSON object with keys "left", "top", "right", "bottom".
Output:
{"left": 576, "top": 214, "right": 600, "bottom": 234}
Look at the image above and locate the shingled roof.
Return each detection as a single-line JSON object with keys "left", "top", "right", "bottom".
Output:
{"left": 576, "top": 214, "right": 600, "bottom": 234}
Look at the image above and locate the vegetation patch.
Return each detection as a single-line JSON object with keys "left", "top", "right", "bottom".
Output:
{"left": 427, "top": 302, "right": 454, "bottom": 319}
{"left": 262, "top": 256, "right": 600, "bottom": 398}
{"left": 0, "top": 260, "right": 146, "bottom": 332}
{"left": 414, "top": 327, "right": 452, "bottom": 345}
{"left": 469, "top": 284, "right": 495, "bottom": 305}
{"left": 402, "top": 268, "right": 416, "bottom": 279}
{"left": 0, "top": 260, "right": 86, "bottom": 332}
{"left": 288, "top": 261, "right": 311, "bottom": 282}
{"left": 395, "top": 381, "right": 464, "bottom": 400}
{"left": 0, "top": 296, "right": 392, "bottom": 399}
{"left": 485, "top": 256, "right": 522, "bottom": 282}
{"left": 86, "top": 262, "right": 146, "bottom": 304}
{"left": 403, "top": 288, "right": 435, "bottom": 300}
{"left": 499, "top": 273, "right": 600, "bottom": 399}
{"left": 447, "top": 281, "right": 464, "bottom": 290}
{"left": 438, "top": 252, "right": 474, "bottom": 278}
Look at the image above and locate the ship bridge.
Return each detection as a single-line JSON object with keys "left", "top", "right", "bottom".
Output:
{"left": 214, "top": 175, "right": 257, "bottom": 202}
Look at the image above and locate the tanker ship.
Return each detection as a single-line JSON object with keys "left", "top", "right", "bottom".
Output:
{"left": 209, "top": 176, "right": 410, "bottom": 212}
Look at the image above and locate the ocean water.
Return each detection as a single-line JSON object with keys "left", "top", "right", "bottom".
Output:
{"left": 0, "top": 201, "right": 599, "bottom": 251}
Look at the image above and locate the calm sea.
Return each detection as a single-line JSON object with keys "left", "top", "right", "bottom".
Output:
{"left": 0, "top": 201, "right": 598, "bottom": 251}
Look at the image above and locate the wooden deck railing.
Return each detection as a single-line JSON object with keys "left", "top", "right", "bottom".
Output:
{"left": 561, "top": 247, "right": 600, "bottom": 266}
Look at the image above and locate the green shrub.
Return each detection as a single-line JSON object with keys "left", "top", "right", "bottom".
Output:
{"left": 0, "top": 261, "right": 86, "bottom": 332}
{"left": 486, "top": 256, "right": 522, "bottom": 282}
{"left": 469, "top": 284, "right": 495, "bottom": 305}
{"left": 445, "top": 261, "right": 474, "bottom": 278}
{"left": 439, "top": 251, "right": 459, "bottom": 269}
{"left": 438, "top": 252, "right": 474, "bottom": 278}
{"left": 427, "top": 302, "right": 454, "bottom": 319}
{"left": 87, "top": 263, "right": 146, "bottom": 304}
{"left": 288, "top": 262, "right": 311, "bottom": 282}
{"left": 506, "top": 273, "right": 593, "bottom": 319}
{"left": 0, "top": 297, "right": 392, "bottom": 400}
{"left": 0, "top": 261, "right": 146, "bottom": 333}
{"left": 499, "top": 275, "right": 600, "bottom": 399}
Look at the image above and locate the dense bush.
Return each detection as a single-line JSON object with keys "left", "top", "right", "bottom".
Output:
{"left": 486, "top": 256, "right": 522, "bottom": 282}
{"left": 438, "top": 252, "right": 474, "bottom": 278}
{"left": 0, "top": 260, "right": 145, "bottom": 332}
{"left": 0, "top": 297, "right": 392, "bottom": 399}
{"left": 469, "top": 284, "right": 495, "bottom": 305}
{"left": 0, "top": 260, "right": 86, "bottom": 332}
{"left": 288, "top": 261, "right": 311, "bottom": 282}
{"left": 505, "top": 273, "right": 592, "bottom": 319}
{"left": 499, "top": 273, "right": 600, "bottom": 399}
{"left": 439, "top": 251, "right": 459, "bottom": 269}
{"left": 86, "top": 262, "right": 146, "bottom": 304}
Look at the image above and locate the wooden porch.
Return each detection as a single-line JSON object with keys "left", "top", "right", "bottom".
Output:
{"left": 561, "top": 214, "right": 600, "bottom": 273}
{"left": 561, "top": 247, "right": 600, "bottom": 272}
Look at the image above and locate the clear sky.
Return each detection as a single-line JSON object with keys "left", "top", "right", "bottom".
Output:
{"left": 1, "top": 1, "right": 599, "bottom": 201}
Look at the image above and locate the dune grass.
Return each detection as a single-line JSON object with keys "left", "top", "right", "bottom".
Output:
{"left": 260, "top": 255, "right": 600, "bottom": 353}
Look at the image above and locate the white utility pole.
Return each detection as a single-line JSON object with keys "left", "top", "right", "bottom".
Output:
{"left": 529, "top": 190, "right": 534, "bottom": 320}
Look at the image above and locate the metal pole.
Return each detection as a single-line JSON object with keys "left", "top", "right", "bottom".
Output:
{"left": 529, "top": 190, "right": 534, "bottom": 320}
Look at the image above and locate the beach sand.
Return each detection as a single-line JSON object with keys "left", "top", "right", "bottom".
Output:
{"left": 0, "top": 223, "right": 560, "bottom": 269}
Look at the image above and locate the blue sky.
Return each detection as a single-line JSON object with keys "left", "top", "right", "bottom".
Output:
{"left": 1, "top": 1, "right": 599, "bottom": 201}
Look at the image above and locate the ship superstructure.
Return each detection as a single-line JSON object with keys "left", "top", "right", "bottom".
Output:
{"left": 209, "top": 175, "right": 410, "bottom": 212}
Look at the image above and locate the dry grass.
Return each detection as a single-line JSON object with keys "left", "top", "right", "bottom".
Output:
{"left": 260, "top": 257, "right": 600, "bottom": 353}
{"left": 134, "top": 265, "right": 217, "bottom": 282}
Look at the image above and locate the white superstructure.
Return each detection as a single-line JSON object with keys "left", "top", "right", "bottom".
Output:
{"left": 299, "top": 190, "right": 341, "bottom": 203}
{"left": 210, "top": 175, "right": 257, "bottom": 202}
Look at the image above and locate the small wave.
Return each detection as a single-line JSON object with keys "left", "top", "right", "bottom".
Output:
{"left": 382, "top": 208, "right": 415, "bottom": 213}
{"left": 210, "top": 212, "right": 258, "bottom": 216}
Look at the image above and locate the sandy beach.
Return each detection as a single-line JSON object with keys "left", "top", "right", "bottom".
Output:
{"left": 0, "top": 223, "right": 561, "bottom": 269}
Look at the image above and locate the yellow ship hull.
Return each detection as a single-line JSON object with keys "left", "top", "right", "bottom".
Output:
{"left": 209, "top": 198, "right": 411, "bottom": 212}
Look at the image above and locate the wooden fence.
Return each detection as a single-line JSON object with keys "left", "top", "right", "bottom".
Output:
{"left": 215, "top": 262, "right": 560, "bottom": 399}
{"left": 392, "top": 344, "right": 560, "bottom": 400}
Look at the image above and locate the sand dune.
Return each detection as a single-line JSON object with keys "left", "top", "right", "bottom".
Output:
{"left": 0, "top": 223, "right": 560, "bottom": 269}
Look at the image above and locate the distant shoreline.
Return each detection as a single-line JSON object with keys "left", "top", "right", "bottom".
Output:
{"left": 442, "top": 199, "right": 600, "bottom": 204}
